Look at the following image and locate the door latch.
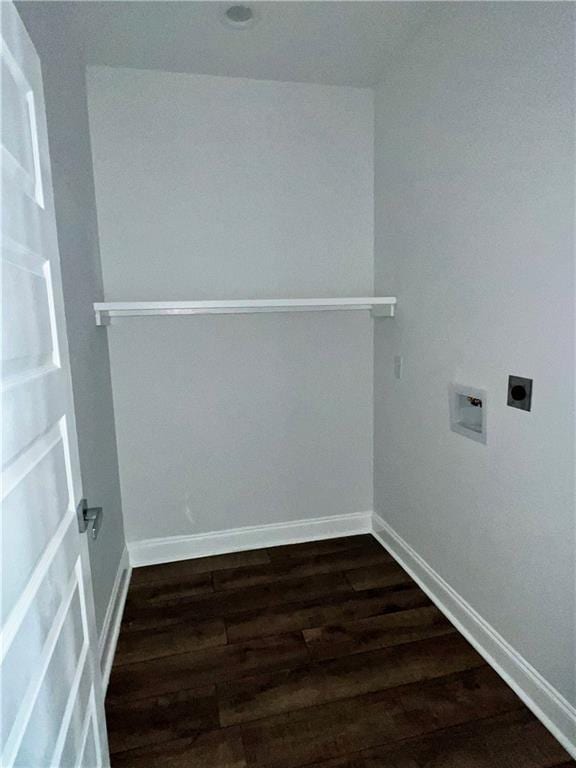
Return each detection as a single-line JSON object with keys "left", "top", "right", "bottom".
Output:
{"left": 76, "top": 499, "right": 103, "bottom": 540}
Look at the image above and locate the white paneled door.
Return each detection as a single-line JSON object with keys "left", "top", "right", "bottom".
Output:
{"left": 1, "top": 3, "right": 110, "bottom": 766}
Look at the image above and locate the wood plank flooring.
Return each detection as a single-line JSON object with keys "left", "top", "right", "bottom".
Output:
{"left": 107, "top": 535, "right": 574, "bottom": 767}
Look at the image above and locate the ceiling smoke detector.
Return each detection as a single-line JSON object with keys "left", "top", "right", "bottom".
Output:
{"left": 222, "top": 5, "right": 257, "bottom": 30}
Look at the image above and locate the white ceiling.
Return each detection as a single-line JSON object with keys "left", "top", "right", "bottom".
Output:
{"left": 24, "top": 2, "right": 434, "bottom": 87}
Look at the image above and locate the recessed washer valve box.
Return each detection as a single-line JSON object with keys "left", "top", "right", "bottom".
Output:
{"left": 449, "top": 384, "right": 487, "bottom": 444}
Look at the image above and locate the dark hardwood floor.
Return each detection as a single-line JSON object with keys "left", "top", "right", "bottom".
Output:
{"left": 106, "top": 535, "right": 574, "bottom": 767}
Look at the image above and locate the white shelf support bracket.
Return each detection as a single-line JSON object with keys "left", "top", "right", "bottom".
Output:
{"left": 95, "top": 310, "right": 111, "bottom": 327}
{"left": 371, "top": 304, "right": 395, "bottom": 318}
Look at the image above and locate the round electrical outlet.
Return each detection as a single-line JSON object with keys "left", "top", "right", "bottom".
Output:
{"left": 510, "top": 385, "right": 527, "bottom": 401}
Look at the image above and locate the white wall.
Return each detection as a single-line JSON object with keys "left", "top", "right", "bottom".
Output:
{"left": 87, "top": 67, "right": 374, "bottom": 543}
{"left": 17, "top": 5, "right": 127, "bottom": 636}
{"left": 374, "top": 1, "right": 575, "bottom": 708}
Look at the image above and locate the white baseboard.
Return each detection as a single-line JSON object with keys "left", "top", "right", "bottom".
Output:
{"left": 128, "top": 511, "right": 373, "bottom": 568}
{"left": 371, "top": 512, "right": 576, "bottom": 759}
{"left": 98, "top": 546, "right": 132, "bottom": 691}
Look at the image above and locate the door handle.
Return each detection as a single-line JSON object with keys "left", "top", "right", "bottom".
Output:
{"left": 76, "top": 499, "right": 103, "bottom": 540}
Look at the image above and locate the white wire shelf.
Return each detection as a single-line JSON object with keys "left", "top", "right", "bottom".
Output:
{"left": 94, "top": 298, "right": 397, "bottom": 325}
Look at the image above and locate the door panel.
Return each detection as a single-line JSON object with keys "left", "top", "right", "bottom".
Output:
{"left": 1, "top": 3, "right": 109, "bottom": 766}
{"left": 2, "top": 422, "right": 72, "bottom": 619}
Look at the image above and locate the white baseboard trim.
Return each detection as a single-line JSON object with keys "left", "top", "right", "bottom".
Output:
{"left": 371, "top": 512, "right": 576, "bottom": 759}
{"left": 128, "top": 511, "right": 373, "bottom": 568}
{"left": 98, "top": 546, "right": 132, "bottom": 691}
